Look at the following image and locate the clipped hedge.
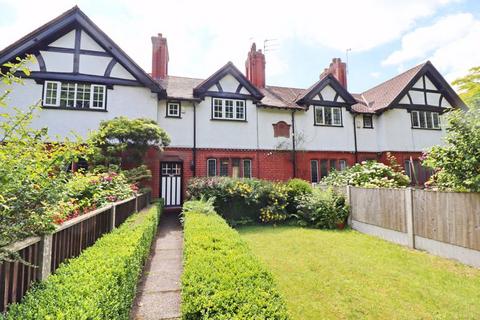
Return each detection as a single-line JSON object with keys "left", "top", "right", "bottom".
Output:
{"left": 2, "top": 204, "right": 162, "bottom": 319}
{"left": 182, "top": 200, "right": 289, "bottom": 319}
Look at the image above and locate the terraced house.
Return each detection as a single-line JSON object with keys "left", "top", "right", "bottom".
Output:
{"left": 0, "top": 6, "right": 466, "bottom": 207}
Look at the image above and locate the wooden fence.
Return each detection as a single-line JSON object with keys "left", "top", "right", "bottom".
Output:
{"left": 346, "top": 186, "right": 480, "bottom": 267}
{"left": 0, "top": 191, "right": 152, "bottom": 313}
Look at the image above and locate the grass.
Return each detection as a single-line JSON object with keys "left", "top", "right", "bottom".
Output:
{"left": 239, "top": 225, "right": 480, "bottom": 320}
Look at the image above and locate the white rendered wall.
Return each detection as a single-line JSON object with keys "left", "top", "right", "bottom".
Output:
{"left": 2, "top": 79, "right": 157, "bottom": 139}
{"left": 257, "top": 108, "right": 292, "bottom": 150}
{"left": 157, "top": 100, "right": 194, "bottom": 148}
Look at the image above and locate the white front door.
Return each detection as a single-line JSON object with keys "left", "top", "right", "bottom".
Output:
{"left": 160, "top": 162, "right": 182, "bottom": 207}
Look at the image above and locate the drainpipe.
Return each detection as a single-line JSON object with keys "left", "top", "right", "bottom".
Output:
{"left": 192, "top": 102, "right": 197, "bottom": 176}
{"left": 353, "top": 113, "right": 358, "bottom": 163}
{"left": 291, "top": 110, "right": 297, "bottom": 178}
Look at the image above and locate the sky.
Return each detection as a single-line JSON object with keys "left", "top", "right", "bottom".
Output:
{"left": 1, "top": 0, "right": 479, "bottom": 93}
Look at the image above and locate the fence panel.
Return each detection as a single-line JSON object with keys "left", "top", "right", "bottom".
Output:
{"left": 137, "top": 193, "right": 148, "bottom": 211}
{"left": 51, "top": 207, "right": 112, "bottom": 271}
{"left": 351, "top": 187, "right": 407, "bottom": 232}
{"left": 114, "top": 197, "right": 137, "bottom": 228}
{"left": 413, "top": 190, "right": 480, "bottom": 251}
{"left": 0, "top": 238, "right": 40, "bottom": 312}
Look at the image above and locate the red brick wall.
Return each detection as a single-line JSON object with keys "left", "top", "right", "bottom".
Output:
{"left": 143, "top": 147, "right": 425, "bottom": 199}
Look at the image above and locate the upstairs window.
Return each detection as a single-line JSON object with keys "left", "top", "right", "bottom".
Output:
{"left": 363, "top": 114, "right": 373, "bottom": 128}
{"left": 411, "top": 111, "right": 440, "bottom": 129}
{"left": 212, "top": 98, "right": 246, "bottom": 121}
{"left": 167, "top": 102, "right": 181, "bottom": 118}
{"left": 314, "top": 106, "right": 342, "bottom": 126}
{"left": 43, "top": 81, "right": 106, "bottom": 110}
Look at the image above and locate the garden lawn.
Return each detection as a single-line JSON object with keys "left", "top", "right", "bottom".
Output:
{"left": 239, "top": 225, "right": 480, "bottom": 320}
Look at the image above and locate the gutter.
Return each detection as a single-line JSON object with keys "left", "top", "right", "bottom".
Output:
{"left": 353, "top": 114, "right": 358, "bottom": 164}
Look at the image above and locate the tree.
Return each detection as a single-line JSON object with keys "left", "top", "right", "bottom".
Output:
{"left": 452, "top": 66, "right": 480, "bottom": 109}
{"left": 90, "top": 117, "right": 170, "bottom": 167}
{"left": 423, "top": 108, "right": 480, "bottom": 191}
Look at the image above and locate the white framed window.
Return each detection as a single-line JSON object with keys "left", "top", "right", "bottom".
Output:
{"left": 363, "top": 114, "right": 373, "bottom": 128}
{"left": 43, "top": 81, "right": 106, "bottom": 110}
{"left": 314, "top": 106, "right": 342, "bottom": 126}
{"left": 207, "top": 159, "right": 217, "bottom": 177}
{"left": 243, "top": 159, "right": 252, "bottom": 178}
{"left": 43, "top": 81, "right": 61, "bottom": 106}
{"left": 167, "top": 102, "right": 181, "bottom": 117}
{"left": 339, "top": 160, "right": 347, "bottom": 171}
{"left": 212, "top": 98, "right": 246, "bottom": 121}
{"left": 411, "top": 110, "right": 440, "bottom": 129}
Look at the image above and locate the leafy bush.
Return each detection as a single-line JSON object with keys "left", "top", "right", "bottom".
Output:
{"left": 293, "top": 188, "right": 349, "bottom": 229}
{"left": 320, "top": 160, "right": 410, "bottom": 188}
{"left": 2, "top": 205, "right": 161, "bottom": 319}
{"left": 181, "top": 200, "right": 289, "bottom": 319}
{"left": 46, "top": 171, "right": 136, "bottom": 224}
{"left": 285, "top": 178, "right": 313, "bottom": 214}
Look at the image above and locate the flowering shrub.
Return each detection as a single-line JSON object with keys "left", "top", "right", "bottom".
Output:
{"left": 187, "top": 177, "right": 347, "bottom": 228}
{"left": 320, "top": 160, "right": 410, "bottom": 188}
{"left": 46, "top": 171, "right": 136, "bottom": 224}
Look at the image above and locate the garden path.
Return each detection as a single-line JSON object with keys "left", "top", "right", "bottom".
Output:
{"left": 131, "top": 210, "right": 183, "bottom": 320}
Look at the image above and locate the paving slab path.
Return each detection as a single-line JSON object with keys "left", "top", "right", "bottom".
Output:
{"left": 131, "top": 211, "right": 183, "bottom": 320}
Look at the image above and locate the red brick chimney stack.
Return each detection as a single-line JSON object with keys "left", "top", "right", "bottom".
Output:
{"left": 151, "top": 33, "right": 169, "bottom": 80}
{"left": 245, "top": 43, "right": 266, "bottom": 88}
{"left": 320, "top": 58, "right": 347, "bottom": 89}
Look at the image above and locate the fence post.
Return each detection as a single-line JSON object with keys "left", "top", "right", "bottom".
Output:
{"left": 346, "top": 185, "right": 352, "bottom": 226}
{"left": 135, "top": 194, "right": 139, "bottom": 212}
{"left": 38, "top": 234, "right": 53, "bottom": 280}
{"left": 405, "top": 187, "right": 415, "bottom": 249}
{"left": 110, "top": 204, "right": 116, "bottom": 230}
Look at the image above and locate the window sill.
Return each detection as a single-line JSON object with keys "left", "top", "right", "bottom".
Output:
{"left": 42, "top": 106, "right": 107, "bottom": 112}
{"left": 210, "top": 118, "right": 247, "bottom": 122}
{"left": 363, "top": 126, "right": 374, "bottom": 129}
{"left": 411, "top": 127, "right": 442, "bottom": 131}
{"left": 314, "top": 124, "right": 343, "bottom": 127}
{"left": 166, "top": 115, "right": 182, "bottom": 119}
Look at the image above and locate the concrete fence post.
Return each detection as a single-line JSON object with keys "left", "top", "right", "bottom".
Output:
{"left": 38, "top": 234, "right": 53, "bottom": 280}
{"left": 135, "top": 194, "right": 139, "bottom": 212}
{"left": 346, "top": 185, "right": 352, "bottom": 226}
{"left": 110, "top": 204, "right": 116, "bottom": 230}
{"left": 405, "top": 187, "right": 415, "bottom": 249}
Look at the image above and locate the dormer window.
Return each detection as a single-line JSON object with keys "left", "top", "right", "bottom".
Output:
{"left": 167, "top": 102, "right": 181, "bottom": 118}
{"left": 42, "top": 81, "right": 106, "bottom": 110}
{"left": 314, "top": 106, "right": 342, "bottom": 126}
{"left": 212, "top": 98, "right": 246, "bottom": 121}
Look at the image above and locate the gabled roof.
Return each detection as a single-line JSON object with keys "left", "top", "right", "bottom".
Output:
{"left": 351, "top": 61, "right": 466, "bottom": 113}
{"left": 193, "top": 62, "right": 264, "bottom": 100}
{"left": 296, "top": 73, "right": 357, "bottom": 106}
{"left": 0, "top": 6, "right": 165, "bottom": 96}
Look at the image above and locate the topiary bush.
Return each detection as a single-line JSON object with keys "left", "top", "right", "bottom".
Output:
{"left": 181, "top": 200, "right": 289, "bottom": 319}
{"left": 320, "top": 160, "right": 410, "bottom": 188}
{"left": 2, "top": 204, "right": 161, "bottom": 319}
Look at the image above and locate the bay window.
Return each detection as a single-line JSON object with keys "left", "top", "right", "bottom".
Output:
{"left": 43, "top": 81, "right": 106, "bottom": 110}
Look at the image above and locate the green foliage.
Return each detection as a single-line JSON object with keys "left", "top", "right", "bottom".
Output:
{"left": 122, "top": 164, "right": 152, "bottom": 184}
{"left": 2, "top": 206, "right": 161, "bottom": 319}
{"left": 181, "top": 201, "right": 289, "bottom": 319}
{"left": 187, "top": 177, "right": 347, "bottom": 228}
{"left": 0, "top": 58, "right": 94, "bottom": 253}
{"left": 320, "top": 160, "right": 410, "bottom": 188}
{"left": 423, "top": 107, "right": 480, "bottom": 191}
{"left": 452, "top": 66, "right": 480, "bottom": 109}
{"left": 293, "top": 188, "right": 349, "bottom": 228}
{"left": 90, "top": 116, "right": 170, "bottom": 167}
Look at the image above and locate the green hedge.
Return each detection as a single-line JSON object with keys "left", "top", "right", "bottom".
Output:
{"left": 181, "top": 200, "right": 289, "bottom": 319}
{"left": 2, "top": 204, "right": 162, "bottom": 319}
